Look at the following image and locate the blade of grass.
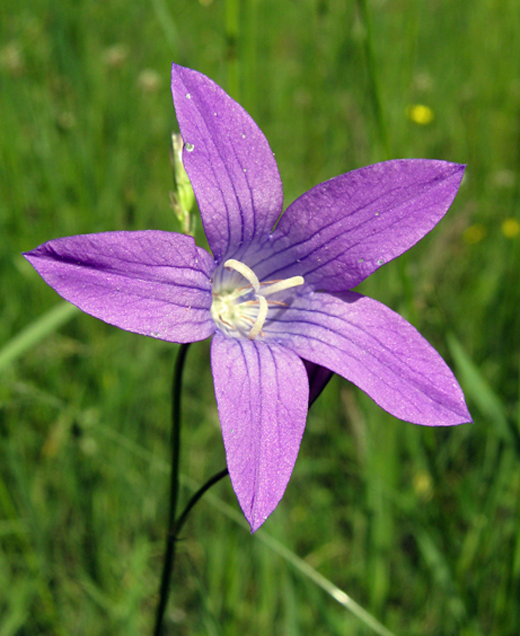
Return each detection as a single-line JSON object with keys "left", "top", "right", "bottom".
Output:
{"left": 355, "top": 0, "right": 390, "bottom": 158}
{"left": 211, "top": 497, "right": 397, "bottom": 636}
{"left": 225, "top": 0, "right": 240, "bottom": 100}
{"left": 447, "top": 333, "right": 520, "bottom": 451}
{"left": 0, "top": 302, "right": 79, "bottom": 372}
{"left": 150, "top": 0, "right": 180, "bottom": 54}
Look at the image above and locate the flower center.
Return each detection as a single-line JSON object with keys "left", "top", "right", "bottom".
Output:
{"left": 211, "top": 258, "right": 304, "bottom": 339}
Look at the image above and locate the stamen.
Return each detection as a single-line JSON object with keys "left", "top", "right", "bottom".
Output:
{"left": 219, "top": 314, "right": 235, "bottom": 329}
{"left": 248, "top": 295, "right": 268, "bottom": 340}
{"left": 224, "top": 259, "right": 260, "bottom": 292}
{"left": 260, "top": 276, "right": 304, "bottom": 297}
{"left": 212, "top": 259, "right": 305, "bottom": 340}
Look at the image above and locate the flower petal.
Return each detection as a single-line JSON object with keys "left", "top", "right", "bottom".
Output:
{"left": 303, "top": 360, "right": 334, "bottom": 406}
{"left": 211, "top": 333, "right": 309, "bottom": 532}
{"left": 171, "top": 64, "right": 283, "bottom": 261}
{"left": 256, "top": 160, "right": 465, "bottom": 291}
{"left": 24, "top": 231, "right": 215, "bottom": 343}
{"left": 268, "top": 291, "right": 472, "bottom": 426}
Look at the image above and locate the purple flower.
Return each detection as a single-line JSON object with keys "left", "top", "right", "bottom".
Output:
{"left": 25, "top": 64, "right": 471, "bottom": 531}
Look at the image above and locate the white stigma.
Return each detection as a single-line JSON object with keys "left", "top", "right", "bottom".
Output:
{"left": 211, "top": 259, "right": 304, "bottom": 340}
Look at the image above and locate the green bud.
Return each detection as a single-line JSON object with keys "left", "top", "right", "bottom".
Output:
{"left": 170, "top": 133, "right": 196, "bottom": 235}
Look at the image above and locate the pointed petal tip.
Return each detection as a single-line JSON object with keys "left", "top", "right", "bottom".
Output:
{"left": 23, "top": 245, "right": 43, "bottom": 261}
{"left": 238, "top": 484, "right": 285, "bottom": 533}
{"left": 447, "top": 161, "right": 466, "bottom": 170}
{"left": 407, "top": 381, "right": 473, "bottom": 427}
{"left": 447, "top": 403, "right": 473, "bottom": 426}
{"left": 410, "top": 404, "right": 473, "bottom": 427}
{"left": 450, "top": 160, "right": 466, "bottom": 180}
{"left": 437, "top": 159, "right": 466, "bottom": 192}
{"left": 248, "top": 513, "right": 268, "bottom": 534}
{"left": 170, "top": 62, "right": 191, "bottom": 87}
{"left": 456, "top": 397, "right": 473, "bottom": 425}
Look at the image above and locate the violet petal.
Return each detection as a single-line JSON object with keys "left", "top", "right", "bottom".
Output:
{"left": 171, "top": 64, "right": 283, "bottom": 262}
{"left": 303, "top": 360, "right": 334, "bottom": 406}
{"left": 254, "top": 160, "right": 465, "bottom": 290}
{"left": 268, "top": 291, "right": 472, "bottom": 426}
{"left": 24, "top": 231, "right": 215, "bottom": 343}
{"left": 211, "top": 333, "right": 309, "bottom": 532}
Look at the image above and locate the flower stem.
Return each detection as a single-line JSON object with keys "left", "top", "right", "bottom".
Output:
{"left": 153, "top": 342, "right": 190, "bottom": 636}
{"left": 152, "top": 472, "right": 229, "bottom": 636}
{"left": 153, "top": 343, "right": 230, "bottom": 636}
{"left": 174, "top": 468, "right": 229, "bottom": 538}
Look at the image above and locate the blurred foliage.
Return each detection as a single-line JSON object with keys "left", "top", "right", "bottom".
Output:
{"left": 1, "top": 0, "right": 520, "bottom": 634}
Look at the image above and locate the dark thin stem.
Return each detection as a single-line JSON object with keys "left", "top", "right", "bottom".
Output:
{"left": 152, "top": 468, "right": 230, "bottom": 635}
{"left": 169, "top": 343, "right": 191, "bottom": 533}
{"left": 153, "top": 342, "right": 190, "bottom": 636}
{"left": 173, "top": 468, "right": 229, "bottom": 538}
{"left": 152, "top": 345, "right": 230, "bottom": 636}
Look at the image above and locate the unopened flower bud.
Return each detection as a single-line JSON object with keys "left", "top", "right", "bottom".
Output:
{"left": 170, "top": 133, "right": 196, "bottom": 235}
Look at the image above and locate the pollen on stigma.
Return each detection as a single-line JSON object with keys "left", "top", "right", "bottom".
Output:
{"left": 210, "top": 258, "right": 304, "bottom": 340}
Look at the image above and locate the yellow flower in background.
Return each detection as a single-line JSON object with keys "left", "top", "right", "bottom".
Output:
{"left": 407, "top": 104, "right": 435, "bottom": 125}
{"left": 502, "top": 218, "right": 520, "bottom": 238}
{"left": 463, "top": 224, "right": 487, "bottom": 244}
{"left": 413, "top": 470, "right": 434, "bottom": 502}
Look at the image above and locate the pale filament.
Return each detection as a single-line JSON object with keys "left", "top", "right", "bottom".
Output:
{"left": 218, "top": 316, "right": 234, "bottom": 329}
{"left": 222, "top": 259, "right": 304, "bottom": 339}
{"left": 260, "top": 277, "right": 305, "bottom": 297}
{"left": 224, "top": 259, "right": 260, "bottom": 292}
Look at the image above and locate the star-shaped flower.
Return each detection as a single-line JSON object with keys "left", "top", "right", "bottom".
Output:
{"left": 25, "top": 64, "right": 471, "bottom": 531}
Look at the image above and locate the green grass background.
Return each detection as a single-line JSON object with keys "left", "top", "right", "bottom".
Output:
{"left": 1, "top": 0, "right": 520, "bottom": 634}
